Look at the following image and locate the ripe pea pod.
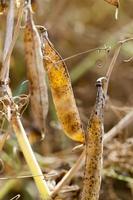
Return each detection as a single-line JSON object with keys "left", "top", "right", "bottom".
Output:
{"left": 39, "top": 27, "right": 85, "bottom": 142}
{"left": 82, "top": 78, "right": 105, "bottom": 200}
{"left": 24, "top": 9, "right": 48, "bottom": 138}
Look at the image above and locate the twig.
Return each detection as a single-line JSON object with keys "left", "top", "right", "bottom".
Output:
{"left": 70, "top": 21, "right": 133, "bottom": 84}
{"left": 0, "top": 174, "right": 45, "bottom": 180}
{"left": 124, "top": 56, "right": 133, "bottom": 62}
{"left": 11, "top": 113, "right": 51, "bottom": 200}
{"left": 10, "top": 194, "right": 21, "bottom": 200}
{"left": 55, "top": 46, "right": 109, "bottom": 63}
{"left": 1, "top": 0, "right": 24, "bottom": 82}
{"left": 2, "top": 0, "right": 14, "bottom": 62}
{"left": 0, "top": 0, "right": 25, "bottom": 163}
{"left": 51, "top": 150, "right": 85, "bottom": 198}
{"left": 104, "top": 110, "right": 133, "bottom": 144}
{"left": 1, "top": 0, "right": 15, "bottom": 82}
{"left": 104, "top": 44, "right": 121, "bottom": 96}
{"left": 109, "top": 104, "right": 133, "bottom": 112}
{"left": 104, "top": 37, "right": 133, "bottom": 96}
{"left": 103, "top": 168, "right": 133, "bottom": 184}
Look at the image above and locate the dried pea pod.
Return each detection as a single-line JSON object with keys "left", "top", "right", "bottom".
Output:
{"left": 40, "top": 27, "right": 84, "bottom": 142}
{"left": 82, "top": 78, "right": 105, "bottom": 200}
{"left": 24, "top": 9, "right": 48, "bottom": 137}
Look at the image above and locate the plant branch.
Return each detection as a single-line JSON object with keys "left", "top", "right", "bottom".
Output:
{"left": 51, "top": 150, "right": 85, "bottom": 198}
{"left": 11, "top": 113, "right": 51, "bottom": 200}
{"left": 104, "top": 44, "right": 121, "bottom": 96}
{"left": 1, "top": 0, "right": 24, "bottom": 82}
{"left": 1, "top": 0, "right": 15, "bottom": 82}
{"left": 104, "top": 37, "right": 133, "bottom": 96}
{"left": 104, "top": 110, "right": 133, "bottom": 144}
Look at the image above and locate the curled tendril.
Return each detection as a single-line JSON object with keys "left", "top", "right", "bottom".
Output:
{"left": 13, "top": 94, "right": 30, "bottom": 116}
{"left": 0, "top": 96, "right": 11, "bottom": 121}
{"left": 0, "top": 98, "right": 8, "bottom": 112}
{"left": 0, "top": 94, "right": 29, "bottom": 120}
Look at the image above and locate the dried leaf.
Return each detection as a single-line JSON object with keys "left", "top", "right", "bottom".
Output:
{"left": 82, "top": 78, "right": 105, "bottom": 200}
{"left": 24, "top": 9, "right": 48, "bottom": 137}
{"left": 104, "top": 0, "right": 120, "bottom": 7}
{"left": 40, "top": 27, "right": 84, "bottom": 142}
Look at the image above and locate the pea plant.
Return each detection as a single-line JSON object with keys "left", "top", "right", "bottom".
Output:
{"left": 0, "top": 0, "right": 132, "bottom": 200}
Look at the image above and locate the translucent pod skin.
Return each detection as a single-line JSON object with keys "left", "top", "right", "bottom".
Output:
{"left": 24, "top": 10, "right": 48, "bottom": 137}
{"left": 82, "top": 78, "right": 105, "bottom": 200}
{"left": 40, "top": 27, "right": 85, "bottom": 142}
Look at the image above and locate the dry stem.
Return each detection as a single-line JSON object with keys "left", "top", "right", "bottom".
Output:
{"left": 11, "top": 113, "right": 51, "bottom": 200}
{"left": 51, "top": 150, "right": 85, "bottom": 198}
{"left": 1, "top": 0, "right": 24, "bottom": 82}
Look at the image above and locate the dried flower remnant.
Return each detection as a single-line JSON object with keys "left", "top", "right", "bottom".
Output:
{"left": 40, "top": 27, "right": 85, "bottom": 142}
{"left": 24, "top": 9, "right": 48, "bottom": 138}
{"left": 82, "top": 78, "right": 105, "bottom": 200}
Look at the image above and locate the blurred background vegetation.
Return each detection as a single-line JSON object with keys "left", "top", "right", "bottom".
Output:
{"left": 0, "top": 0, "right": 133, "bottom": 199}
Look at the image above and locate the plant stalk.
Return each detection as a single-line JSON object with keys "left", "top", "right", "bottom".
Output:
{"left": 11, "top": 114, "right": 51, "bottom": 200}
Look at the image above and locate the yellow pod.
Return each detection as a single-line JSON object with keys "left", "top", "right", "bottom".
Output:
{"left": 40, "top": 28, "right": 84, "bottom": 142}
